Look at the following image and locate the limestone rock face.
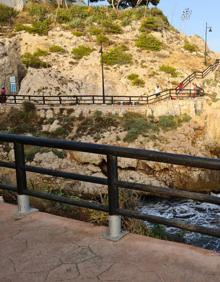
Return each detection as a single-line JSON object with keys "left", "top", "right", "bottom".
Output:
{"left": 0, "top": 38, "right": 21, "bottom": 92}
{"left": 18, "top": 68, "right": 100, "bottom": 97}
{"left": 205, "top": 101, "right": 220, "bottom": 145}
{"left": 0, "top": 0, "right": 25, "bottom": 11}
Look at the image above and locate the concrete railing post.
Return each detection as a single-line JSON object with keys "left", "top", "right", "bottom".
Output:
{"left": 107, "top": 215, "right": 123, "bottom": 240}
{"left": 104, "top": 155, "right": 128, "bottom": 241}
{"left": 14, "top": 142, "right": 38, "bottom": 216}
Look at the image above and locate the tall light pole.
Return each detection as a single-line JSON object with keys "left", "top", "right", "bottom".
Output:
{"left": 204, "top": 22, "right": 212, "bottom": 65}
{"left": 99, "top": 42, "right": 105, "bottom": 104}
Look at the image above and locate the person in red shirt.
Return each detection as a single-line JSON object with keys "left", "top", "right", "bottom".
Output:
{"left": 0, "top": 86, "right": 6, "bottom": 103}
{"left": 176, "top": 82, "right": 184, "bottom": 95}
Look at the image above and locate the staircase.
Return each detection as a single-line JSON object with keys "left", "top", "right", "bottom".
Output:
{"left": 180, "top": 59, "right": 220, "bottom": 88}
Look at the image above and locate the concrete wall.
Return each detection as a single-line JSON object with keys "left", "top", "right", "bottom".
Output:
{"left": 0, "top": 0, "right": 25, "bottom": 11}
{"left": 0, "top": 98, "right": 205, "bottom": 119}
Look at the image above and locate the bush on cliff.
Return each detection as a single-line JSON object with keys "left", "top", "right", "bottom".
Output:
{"left": 0, "top": 102, "right": 41, "bottom": 134}
{"left": 0, "top": 4, "right": 17, "bottom": 24}
{"left": 15, "top": 19, "right": 51, "bottom": 35}
{"left": 127, "top": 73, "right": 145, "bottom": 87}
{"left": 76, "top": 111, "right": 119, "bottom": 139}
{"left": 72, "top": 45, "right": 93, "bottom": 60}
{"left": 135, "top": 34, "right": 162, "bottom": 51}
{"left": 22, "top": 52, "right": 51, "bottom": 68}
{"left": 102, "top": 45, "right": 132, "bottom": 66}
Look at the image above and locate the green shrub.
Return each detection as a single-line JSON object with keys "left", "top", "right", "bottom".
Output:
{"left": 140, "top": 16, "right": 164, "bottom": 32}
{"left": 56, "top": 8, "right": 72, "bottom": 23}
{"left": 158, "top": 114, "right": 191, "bottom": 130}
{"left": 31, "top": 19, "right": 51, "bottom": 35}
{"left": 135, "top": 34, "right": 162, "bottom": 51}
{"left": 15, "top": 23, "right": 31, "bottom": 32}
{"left": 34, "top": 48, "right": 49, "bottom": 57}
{"left": 96, "top": 34, "right": 110, "bottom": 46}
{"left": 76, "top": 111, "right": 119, "bottom": 138}
{"left": 72, "top": 30, "right": 84, "bottom": 37}
{"left": 102, "top": 20, "right": 122, "bottom": 34}
{"left": 56, "top": 6, "right": 90, "bottom": 23}
{"left": 184, "top": 41, "right": 198, "bottom": 53}
{"left": 151, "top": 8, "right": 169, "bottom": 24}
{"left": 158, "top": 115, "right": 177, "bottom": 130}
{"left": 26, "top": 3, "right": 48, "bottom": 20}
{"left": 23, "top": 101, "right": 36, "bottom": 113}
{"left": 49, "top": 127, "right": 69, "bottom": 138}
{"left": 15, "top": 20, "right": 51, "bottom": 35}
{"left": 120, "top": 16, "right": 132, "bottom": 27}
{"left": 49, "top": 45, "right": 65, "bottom": 53}
{"left": 129, "top": 6, "right": 147, "bottom": 20}
{"left": 127, "top": 73, "right": 139, "bottom": 81}
{"left": 127, "top": 73, "right": 145, "bottom": 87}
{"left": 69, "top": 18, "right": 85, "bottom": 29}
{"left": 89, "top": 26, "right": 103, "bottom": 36}
{"left": 178, "top": 113, "right": 191, "bottom": 123}
{"left": 122, "top": 112, "right": 158, "bottom": 142}
{"left": 102, "top": 46, "right": 132, "bottom": 66}
{"left": 72, "top": 45, "right": 93, "bottom": 60}
{"left": 0, "top": 4, "right": 17, "bottom": 24}
{"left": 160, "top": 65, "right": 178, "bottom": 77}
{"left": 0, "top": 102, "right": 40, "bottom": 134}
{"left": 22, "top": 52, "right": 50, "bottom": 68}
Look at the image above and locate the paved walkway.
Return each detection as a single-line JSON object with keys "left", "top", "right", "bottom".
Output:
{"left": 0, "top": 203, "right": 220, "bottom": 282}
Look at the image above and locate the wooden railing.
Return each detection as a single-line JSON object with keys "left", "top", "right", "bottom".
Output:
{"left": 3, "top": 88, "right": 205, "bottom": 106}
{"left": 2, "top": 59, "right": 219, "bottom": 107}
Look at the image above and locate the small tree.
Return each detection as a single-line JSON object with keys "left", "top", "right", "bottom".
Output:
{"left": 108, "top": 0, "right": 160, "bottom": 9}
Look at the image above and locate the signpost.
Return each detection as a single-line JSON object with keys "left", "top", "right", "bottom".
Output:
{"left": 10, "top": 76, "right": 17, "bottom": 94}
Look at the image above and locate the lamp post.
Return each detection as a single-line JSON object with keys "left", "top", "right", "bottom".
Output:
{"left": 204, "top": 22, "right": 212, "bottom": 65}
{"left": 99, "top": 42, "right": 105, "bottom": 104}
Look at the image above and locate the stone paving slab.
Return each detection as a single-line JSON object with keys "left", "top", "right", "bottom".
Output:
{"left": 0, "top": 203, "right": 220, "bottom": 282}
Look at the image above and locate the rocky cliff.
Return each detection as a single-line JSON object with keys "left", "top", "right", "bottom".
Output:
{"left": 0, "top": 37, "right": 23, "bottom": 91}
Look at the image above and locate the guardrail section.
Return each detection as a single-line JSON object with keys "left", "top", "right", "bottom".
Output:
{"left": 0, "top": 133, "right": 219, "bottom": 240}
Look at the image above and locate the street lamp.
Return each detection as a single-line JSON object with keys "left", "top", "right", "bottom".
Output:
{"left": 99, "top": 42, "right": 105, "bottom": 104}
{"left": 204, "top": 22, "right": 212, "bottom": 65}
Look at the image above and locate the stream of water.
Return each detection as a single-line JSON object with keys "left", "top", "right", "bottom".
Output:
{"left": 140, "top": 196, "right": 220, "bottom": 252}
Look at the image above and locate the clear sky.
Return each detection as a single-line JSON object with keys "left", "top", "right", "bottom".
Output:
{"left": 90, "top": 0, "right": 220, "bottom": 53}
{"left": 158, "top": 0, "right": 220, "bottom": 53}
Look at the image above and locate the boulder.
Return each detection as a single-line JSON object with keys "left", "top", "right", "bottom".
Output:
{"left": 118, "top": 157, "right": 137, "bottom": 169}
{"left": 46, "top": 110, "right": 54, "bottom": 119}
{"left": 33, "top": 151, "right": 61, "bottom": 169}
{"left": 67, "top": 151, "right": 105, "bottom": 166}
{"left": 49, "top": 120, "right": 61, "bottom": 133}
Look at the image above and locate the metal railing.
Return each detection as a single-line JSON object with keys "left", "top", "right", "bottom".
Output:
{"left": 0, "top": 133, "right": 220, "bottom": 240}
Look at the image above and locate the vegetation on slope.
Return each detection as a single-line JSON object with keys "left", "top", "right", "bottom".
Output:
{"left": 3, "top": 2, "right": 170, "bottom": 38}
{"left": 0, "top": 4, "right": 17, "bottom": 24}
